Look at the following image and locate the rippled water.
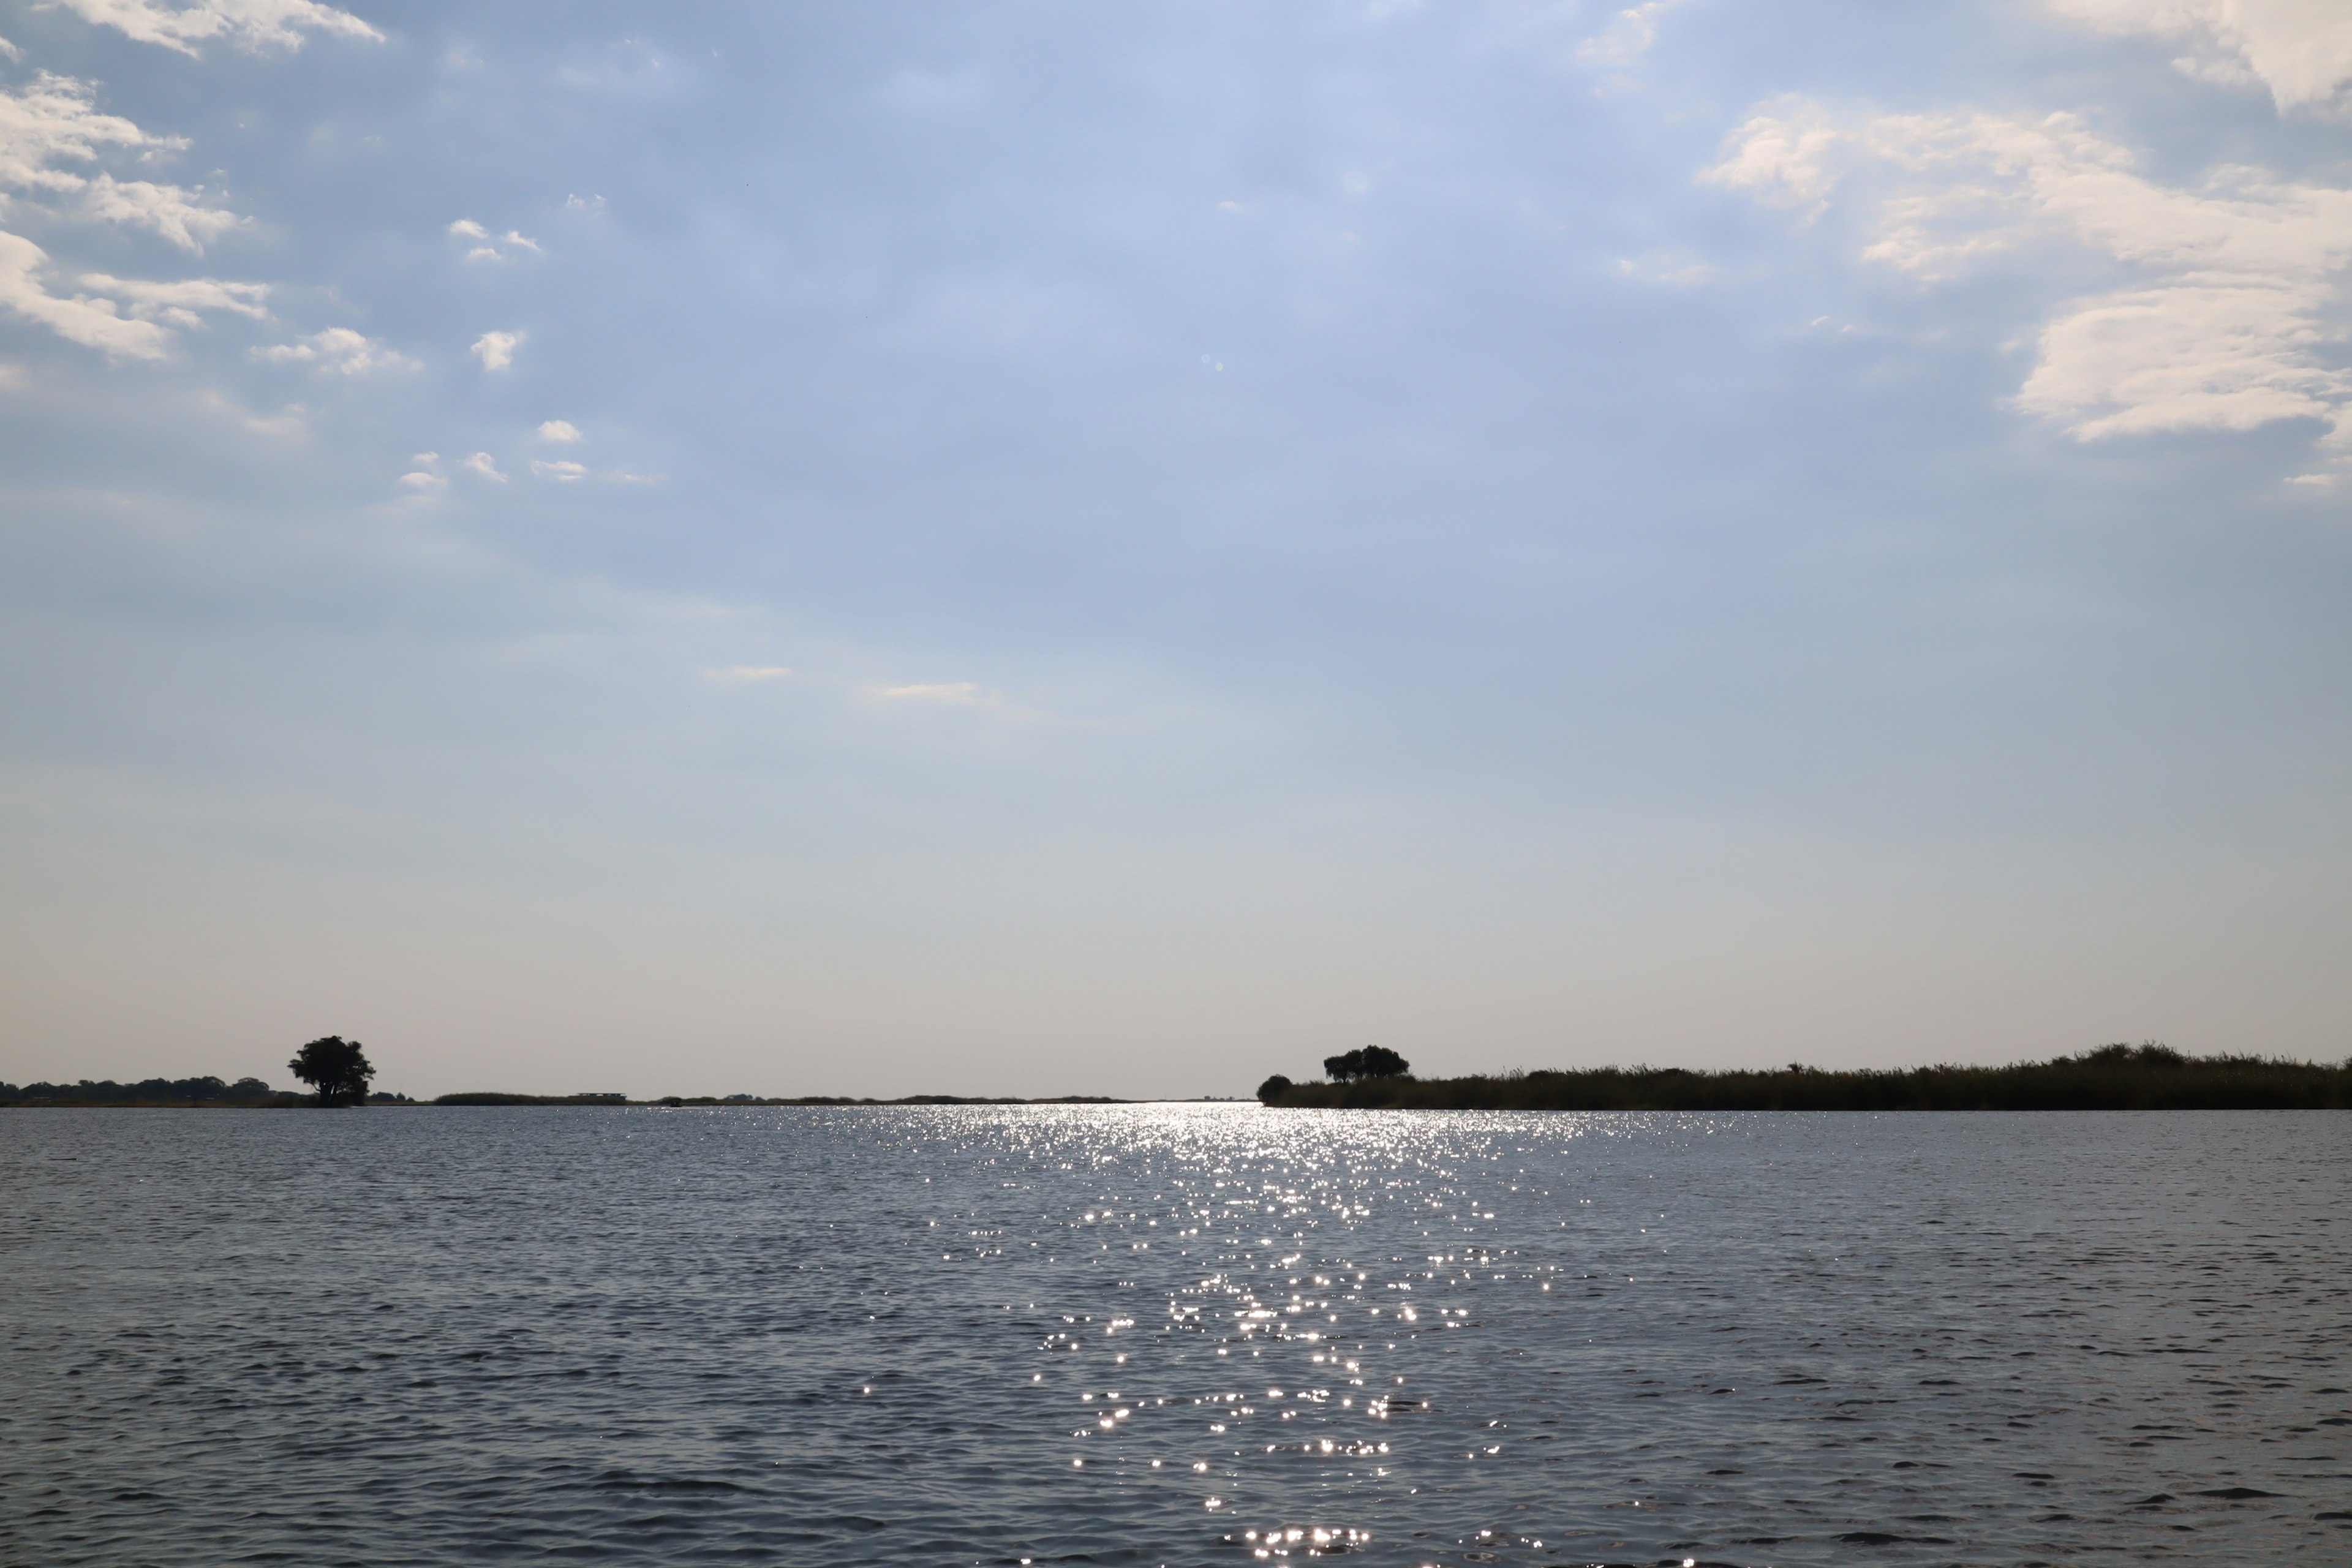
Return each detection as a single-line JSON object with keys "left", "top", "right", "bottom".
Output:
{"left": 2, "top": 1106, "right": 2346, "bottom": 1566}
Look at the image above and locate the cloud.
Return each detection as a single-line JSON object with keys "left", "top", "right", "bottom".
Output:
{"left": 81, "top": 271, "right": 268, "bottom": 324}
{"left": 253, "top": 326, "right": 417, "bottom": 374}
{"left": 2044, "top": 1, "right": 2352, "bottom": 116}
{"left": 50, "top": 0, "right": 382, "bottom": 56}
{"left": 471, "top": 329, "right": 521, "bottom": 370}
{"left": 0, "top": 75, "right": 263, "bottom": 351}
{"left": 1578, "top": 1, "right": 1686, "bottom": 69}
{"left": 0, "top": 37, "right": 20, "bottom": 62}
{"left": 1699, "top": 96, "right": 1843, "bottom": 213}
{"left": 703, "top": 665, "right": 792, "bottom": 682}
{"left": 529, "top": 458, "right": 584, "bottom": 480}
{"left": 1615, "top": 252, "right": 1720, "bottom": 287}
{"left": 0, "top": 72, "right": 172, "bottom": 196}
{"left": 462, "top": 451, "right": 506, "bottom": 481}
{"left": 396, "top": 451, "right": 445, "bottom": 491}
{"left": 1706, "top": 100, "right": 2352, "bottom": 458}
{"left": 536, "top": 418, "right": 582, "bottom": 442}
{"left": 875, "top": 681, "right": 984, "bottom": 703}
{"left": 0, "top": 231, "right": 171, "bottom": 356}
{"left": 562, "top": 193, "right": 605, "bottom": 213}
{"left": 448, "top": 219, "right": 540, "bottom": 262}
{"left": 80, "top": 173, "right": 243, "bottom": 252}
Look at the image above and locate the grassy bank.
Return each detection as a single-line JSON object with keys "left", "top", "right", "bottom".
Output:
{"left": 1261, "top": 1046, "right": 2352, "bottom": 1111}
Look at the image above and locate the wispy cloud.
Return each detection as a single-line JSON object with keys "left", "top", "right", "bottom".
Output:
{"left": 471, "top": 329, "right": 521, "bottom": 370}
{"left": 448, "top": 218, "right": 541, "bottom": 263}
{"left": 703, "top": 665, "right": 792, "bottom": 682}
{"left": 462, "top": 451, "right": 506, "bottom": 481}
{"left": 875, "top": 681, "right": 984, "bottom": 703}
{"left": 2044, "top": 1, "right": 2352, "bottom": 116}
{"left": 1706, "top": 99, "right": 2352, "bottom": 470}
{"left": 529, "top": 458, "right": 584, "bottom": 481}
{"left": 536, "top": 418, "right": 582, "bottom": 442}
{"left": 0, "top": 231, "right": 171, "bottom": 356}
{"left": 80, "top": 173, "right": 242, "bottom": 251}
{"left": 50, "top": 0, "right": 382, "bottom": 56}
{"left": 0, "top": 72, "right": 175, "bottom": 195}
{"left": 396, "top": 452, "right": 446, "bottom": 491}
{"left": 0, "top": 74, "right": 262, "bottom": 351}
{"left": 1615, "top": 252, "right": 1719, "bottom": 287}
{"left": 254, "top": 326, "right": 415, "bottom": 374}
{"left": 81, "top": 272, "right": 268, "bottom": 324}
{"left": 1578, "top": 1, "right": 1686, "bottom": 70}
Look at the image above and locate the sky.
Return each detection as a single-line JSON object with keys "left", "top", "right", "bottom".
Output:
{"left": 1, "top": 0, "right": 2347, "bottom": 1099}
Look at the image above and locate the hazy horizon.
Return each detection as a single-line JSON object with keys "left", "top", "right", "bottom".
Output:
{"left": 4, "top": 1, "right": 2348, "bottom": 1099}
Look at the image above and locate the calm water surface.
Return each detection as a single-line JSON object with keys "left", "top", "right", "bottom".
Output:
{"left": 2, "top": 1106, "right": 2345, "bottom": 1566}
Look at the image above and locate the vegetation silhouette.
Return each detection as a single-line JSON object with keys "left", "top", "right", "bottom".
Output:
{"left": 0, "top": 1076, "right": 284, "bottom": 1106}
{"left": 1256, "top": 1073, "right": 1295, "bottom": 1103}
{"left": 1260, "top": 1043, "right": 2352, "bottom": 1111}
{"left": 429, "top": 1093, "right": 1131, "bottom": 1107}
{"left": 288, "top": 1036, "right": 375, "bottom": 1106}
{"left": 1322, "top": 1046, "right": 1409, "bottom": 1082}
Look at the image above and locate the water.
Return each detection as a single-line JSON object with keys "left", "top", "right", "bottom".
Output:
{"left": 2, "top": 1106, "right": 2345, "bottom": 1566}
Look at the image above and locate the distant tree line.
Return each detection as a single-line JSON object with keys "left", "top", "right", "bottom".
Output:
{"left": 1, "top": 1076, "right": 280, "bottom": 1104}
{"left": 1255, "top": 1042, "right": 2352, "bottom": 1111}
{"left": 1, "top": 1071, "right": 418, "bottom": 1107}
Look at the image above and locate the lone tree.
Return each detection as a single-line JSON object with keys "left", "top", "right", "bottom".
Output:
{"left": 1256, "top": 1074, "right": 1294, "bottom": 1104}
{"left": 288, "top": 1036, "right": 375, "bottom": 1106}
{"left": 1323, "top": 1045, "right": 1409, "bottom": 1082}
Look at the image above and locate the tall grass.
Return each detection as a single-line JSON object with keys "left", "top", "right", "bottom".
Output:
{"left": 1261, "top": 1044, "right": 2352, "bottom": 1111}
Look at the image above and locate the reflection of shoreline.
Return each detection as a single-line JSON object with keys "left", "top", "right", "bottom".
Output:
{"left": 1261, "top": 1049, "right": 2352, "bottom": 1111}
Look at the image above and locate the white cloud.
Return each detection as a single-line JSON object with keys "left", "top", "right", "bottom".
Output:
{"left": 0, "top": 74, "right": 265, "bottom": 353}
{"left": 537, "top": 418, "right": 582, "bottom": 442}
{"left": 1615, "top": 252, "right": 1720, "bottom": 287}
{"left": 1578, "top": 1, "right": 1686, "bottom": 69}
{"left": 0, "top": 72, "right": 171, "bottom": 196}
{"left": 876, "top": 681, "right": 984, "bottom": 703}
{"left": 449, "top": 219, "right": 540, "bottom": 262}
{"left": 81, "top": 272, "right": 268, "bottom": 324}
{"left": 50, "top": 0, "right": 382, "bottom": 56}
{"left": 1707, "top": 101, "right": 2352, "bottom": 459}
{"left": 530, "top": 458, "right": 584, "bottom": 480}
{"left": 80, "top": 173, "right": 242, "bottom": 251}
{"left": 0, "top": 230, "right": 171, "bottom": 356}
{"left": 0, "top": 36, "right": 21, "bottom": 62}
{"left": 471, "top": 329, "right": 521, "bottom": 370}
{"left": 703, "top": 665, "right": 792, "bottom": 681}
{"left": 2045, "top": 1, "right": 2352, "bottom": 116}
{"left": 562, "top": 193, "right": 605, "bottom": 213}
{"left": 1699, "top": 97, "right": 1843, "bottom": 213}
{"left": 397, "top": 469, "right": 447, "bottom": 490}
{"left": 462, "top": 451, "right": 506, "bottom": 481}
{"left": 254, "top": 326, "right": 417, "bottom": 374}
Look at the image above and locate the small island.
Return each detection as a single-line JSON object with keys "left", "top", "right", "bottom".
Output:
{"left": 1255, "top": 1042, "right": 2352, "bottom": 1111}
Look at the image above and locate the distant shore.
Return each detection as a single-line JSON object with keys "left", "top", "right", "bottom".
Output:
{"left": 1259, "top": 1046, "right": 2352, "bottom": 1112}
{"left": 0, "top": 1090, "right": 1142, "bottom": 1109}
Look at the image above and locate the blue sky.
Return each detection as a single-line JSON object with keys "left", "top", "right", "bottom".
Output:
{"left": 2, "top": 1, "right": 2347, "bottom": 1097}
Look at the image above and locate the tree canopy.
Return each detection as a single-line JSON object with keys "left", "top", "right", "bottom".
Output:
{"left": 288, "top": 1036, "right": 375, "bottom": 1106}
{"left": 1322, "top": 1046, "right": 1409, "bottom": 1082}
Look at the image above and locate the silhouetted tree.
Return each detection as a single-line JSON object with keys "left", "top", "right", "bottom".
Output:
{"left": 288, "top": 1036, "right": 375, "bottom": 1106}
{"left": 1256, "top": 1074, "right": 1294, "bottom": 1104}
{"left": 1322, "top": 1046, "right": 1409, "bottom": 1082}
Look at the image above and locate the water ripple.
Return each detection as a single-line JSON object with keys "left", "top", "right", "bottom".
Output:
{"left": 1, "top": 1106, "right": 2344, "bottom": 1565}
